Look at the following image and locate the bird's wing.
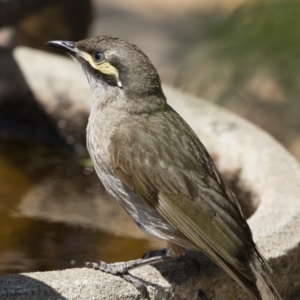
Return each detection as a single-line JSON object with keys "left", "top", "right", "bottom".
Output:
{"left": 109, "top": 107, "right": 258, "bottom": 294}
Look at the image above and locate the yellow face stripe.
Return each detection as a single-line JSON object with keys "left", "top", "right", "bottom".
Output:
{"left": 80, "top": 52, "right": 119, "bottom": 77}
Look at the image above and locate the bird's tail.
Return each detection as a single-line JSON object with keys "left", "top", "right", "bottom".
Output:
{"left": 250, "top": 249, "right": 282, "bottom": 300}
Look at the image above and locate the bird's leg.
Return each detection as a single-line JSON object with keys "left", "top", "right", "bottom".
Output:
{"left": 84, "top": 252, "right": 179, "bottom": 297}
{"left": 84, "top": 253, "right": 177, "bottom": 274}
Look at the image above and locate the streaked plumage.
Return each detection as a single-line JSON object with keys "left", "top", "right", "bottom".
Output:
{"left": 47, "top": 36, "right": 282, "bottom": 300}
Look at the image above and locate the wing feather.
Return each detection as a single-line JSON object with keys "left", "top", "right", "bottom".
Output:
{"left": 108, "top": 107, "right": 258, "bottom": 296}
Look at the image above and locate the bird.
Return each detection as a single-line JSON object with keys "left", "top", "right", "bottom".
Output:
{"left": 46, "top": 36, "right": 282, "bottom": 300}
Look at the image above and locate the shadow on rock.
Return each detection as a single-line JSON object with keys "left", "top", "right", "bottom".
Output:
{"left": 0, "top": 273, "right": 67, "bottom": 300}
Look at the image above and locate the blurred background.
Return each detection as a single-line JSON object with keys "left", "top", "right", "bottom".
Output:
{"left": 0, "top": 0, "right": 300, "bottom": 276}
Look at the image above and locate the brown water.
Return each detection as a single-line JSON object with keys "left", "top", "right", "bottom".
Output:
{"left": 0, "top": 140, "right": 161, "bottom": 275}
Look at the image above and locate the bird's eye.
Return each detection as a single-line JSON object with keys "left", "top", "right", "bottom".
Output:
{"left": 92, "top": 51, "right": 105, "bottom": 63}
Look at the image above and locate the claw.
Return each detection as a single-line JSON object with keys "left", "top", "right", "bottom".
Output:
{"left": 123, "top": 272, "right": 148, "bottom": 299}
{"left": 84, "top": 262, "right": 98, "bottom": 268}
{"left": 82, "top": 253, "right": 176, "bottom": 298}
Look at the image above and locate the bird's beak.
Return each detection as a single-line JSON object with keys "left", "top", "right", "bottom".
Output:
{"left": 45, "top": 40, "right": 78, "bottom": 56}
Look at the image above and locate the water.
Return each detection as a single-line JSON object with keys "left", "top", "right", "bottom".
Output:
{"left": 0, "top": 140, "right": 162, "bottom": 275}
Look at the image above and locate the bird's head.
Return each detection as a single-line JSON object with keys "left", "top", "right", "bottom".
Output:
{"left": 46, "top": 36, "right": 166, "bottom": 112}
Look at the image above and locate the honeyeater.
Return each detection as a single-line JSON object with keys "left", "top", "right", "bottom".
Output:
{"left": 47, "top": 36, "right": 282, "bottom": 300}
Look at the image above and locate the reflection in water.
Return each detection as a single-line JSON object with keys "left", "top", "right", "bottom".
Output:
{"left": 0, "top": 140, "right": 163, "bottom": 275}
{"left": 0, "top": 218, "right": 154, "bottom": 275}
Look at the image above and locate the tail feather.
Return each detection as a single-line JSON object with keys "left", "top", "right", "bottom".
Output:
{"left": 250, "top": 250, "right": 282, "bottom": 300}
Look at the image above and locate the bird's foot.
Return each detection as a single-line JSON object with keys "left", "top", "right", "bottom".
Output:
{"left": 84, "top": 261, "right": 121, "bottom": 274}
{"left": 84, "top": 254, "right": 178, "bottom": 299}
{"left": 122, "top": 271, "right": 148, "bottom": 298}
{"left": 84, "top": 261, "right": 148, "bottom": 298}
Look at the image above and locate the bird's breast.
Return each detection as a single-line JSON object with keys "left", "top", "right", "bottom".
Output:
{"left": 86, "top": 110, "right": 127, "bottom": 203}
{"left": 85, "top": 110, "right": 191, "bottom": 246}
